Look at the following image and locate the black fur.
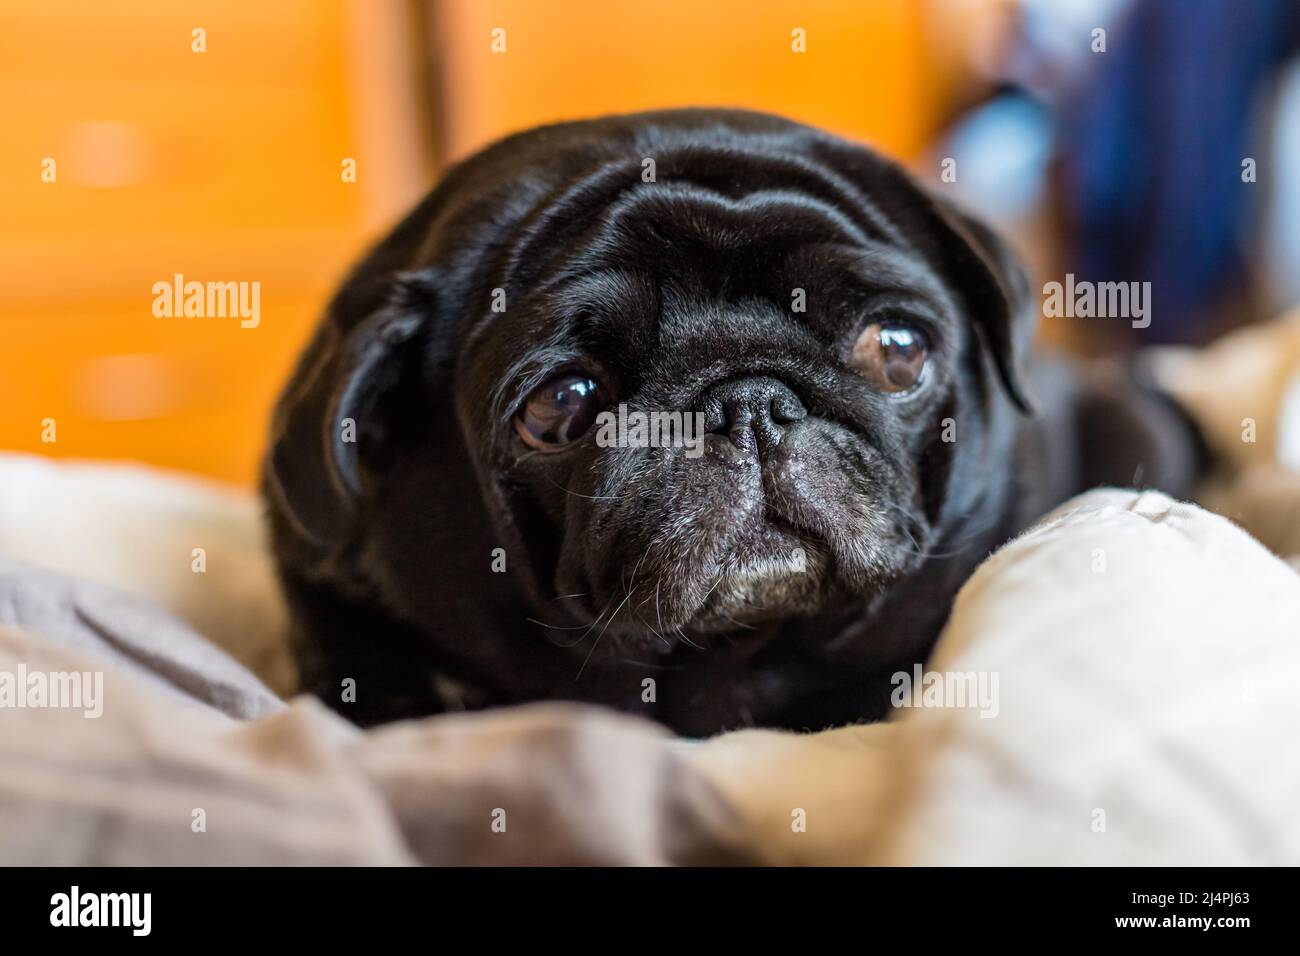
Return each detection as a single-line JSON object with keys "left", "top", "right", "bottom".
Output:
{"left": 264, "top": 109, "right": 1202, "bottom": 735}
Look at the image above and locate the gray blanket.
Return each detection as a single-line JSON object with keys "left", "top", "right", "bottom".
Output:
{"left": 0, "top": 558, "right": 753, "bottom": 865}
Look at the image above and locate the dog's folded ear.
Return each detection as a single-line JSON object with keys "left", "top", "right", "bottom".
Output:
{"left": 926, "top": 196, "right": 1038, "bottom": 413}
{"left": 812, "top": 140, "right": 1037, "bottom": 413}
{"left": 264, "top": 279, "right": 431, "bottom": 549}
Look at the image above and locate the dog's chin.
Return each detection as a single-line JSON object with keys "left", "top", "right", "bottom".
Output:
{"left": 552, "top": 513, "right": 918, "bottom": 650}
{"left": 682, "top": 518, "right": 830, "bottom": 632}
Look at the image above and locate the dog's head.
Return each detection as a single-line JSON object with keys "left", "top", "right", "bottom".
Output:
{"left": 266, "top": 109, "right": 1035, "bottom": 692}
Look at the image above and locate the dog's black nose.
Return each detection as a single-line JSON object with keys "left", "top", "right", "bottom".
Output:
{"left": 701, "top": 376, "right": 807, "bottom": 458}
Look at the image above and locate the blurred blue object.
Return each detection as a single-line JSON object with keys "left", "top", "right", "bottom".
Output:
{"left": 945, "top": 94, "right": 1054, "bottom": 223}
{"left": 1059, "top": 0, "right": 1300, "bottom": 343}
{"left": 1265, "top": 59, "right": 1300, "bottom": 312}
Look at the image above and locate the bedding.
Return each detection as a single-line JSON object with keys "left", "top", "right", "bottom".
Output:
{"left": 3, "top": 485, "right": 1298, "bottom": 865}
{"left": 0, "top": 558, "right": 750, "bottom": 865}
{"left": 2, "top": 313, "right": 1300, "bottom": 865}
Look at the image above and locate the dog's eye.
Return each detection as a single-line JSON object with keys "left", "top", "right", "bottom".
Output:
{"left": 851, "top": 322, "right": 930, "bottom": 393}
{"left": 514, "top": 375, "right": 605, "bottom": 451}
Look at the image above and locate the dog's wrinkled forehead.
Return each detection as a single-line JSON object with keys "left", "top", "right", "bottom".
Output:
{"left": 491, "top": 137, "right": 914, "bottom": 297}
{"left": 555, "top": 186, "right": 946, "bottom": 308}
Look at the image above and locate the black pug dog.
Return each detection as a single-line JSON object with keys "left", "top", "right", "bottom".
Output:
{"left": 265, "top": 108, "right": 1202, "bottom": 736}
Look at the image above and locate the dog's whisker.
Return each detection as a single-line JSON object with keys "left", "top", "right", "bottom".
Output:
{"left": 544, "top": 476, "right": 623, "bottom": 502}
{"left": 617, "top": 656, "right": 685, "bottom": 670}
{"left": 526, "top": 617, "right": 592, "bottom": 631}
{"left": 715, "top": 609, "right": 758, "bottom": 631}
{"left": 654, "top": 579, "right": 664, "bottom": 635}
{"left": 630, "top": 609, "right": 673, "bottom": 649}
{"left": 576, "top": 588, "right": 634, "bottom": 679}
{"left": 548, "top": 601, "right": 613, "bottom": 649}
{"left": 625, "top": 545, "right": 653, "bottom": 601}
{"left": 674, "top": 625, "right": 704, "bottom": 651}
